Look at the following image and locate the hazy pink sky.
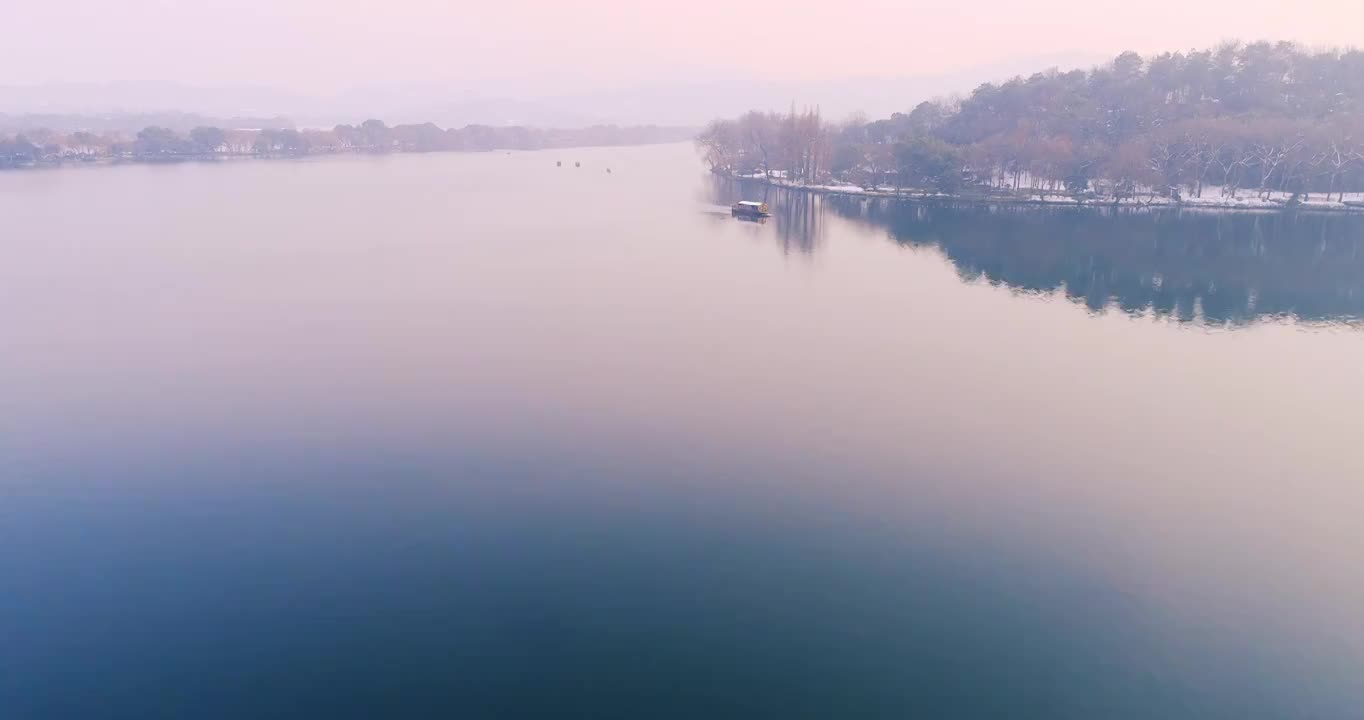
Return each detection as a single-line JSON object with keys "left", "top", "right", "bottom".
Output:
{"left": 4, "top": 0, "right": 1361, "bottom": 94}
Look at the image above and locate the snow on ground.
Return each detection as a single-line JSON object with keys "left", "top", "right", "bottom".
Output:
{"left": 728, "top": 175, "right": 1364, "bottom": 212}
{"left": 1183, "top": 195, "right": 1283, "bottom": 209}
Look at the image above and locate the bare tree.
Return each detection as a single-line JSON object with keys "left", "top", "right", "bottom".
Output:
{"left": 739, "top": 111, "right": 777, "bottom": 180}
{"left": 1249, "top": 124, "right": 1305, "bottom": 199}
{"left": 1313, "top": 129, "right": 1361, "bottom": 202}
{"left": 695, "top": 119, "right": 737, "bottom": 173}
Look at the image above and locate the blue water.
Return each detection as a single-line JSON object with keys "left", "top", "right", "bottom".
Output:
{"left": 3, "top": 145, "right": 1363, "bottom": 718}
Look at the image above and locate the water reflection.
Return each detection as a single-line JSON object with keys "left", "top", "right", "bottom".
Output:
{"left": 4, "top": 148, "right": 1364, "bottom": 718}
{"left": 712, "top": 180, "right": 824, "bottom": 254}
{"left": 714, "top": 178, "right": 1364, "bottom": 326}
{"left": 9, "top": 448, "right": 1358, "bottom": 719}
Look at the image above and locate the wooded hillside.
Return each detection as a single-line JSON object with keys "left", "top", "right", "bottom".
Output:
{"left": 698, "top": 42, "right": 1364, "bottom": 202}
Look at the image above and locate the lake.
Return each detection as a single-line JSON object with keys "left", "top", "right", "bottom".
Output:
{"left": 3, "top": 143, "right": 1363, "bottom": 719}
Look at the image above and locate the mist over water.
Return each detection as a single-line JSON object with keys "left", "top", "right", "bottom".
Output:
{"left": 3, "top": 144, "right": 1363, "bottom": 718}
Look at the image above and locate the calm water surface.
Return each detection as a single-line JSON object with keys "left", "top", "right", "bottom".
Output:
{"left": 2, "top": 144, "right": 1363, "bottom": 718}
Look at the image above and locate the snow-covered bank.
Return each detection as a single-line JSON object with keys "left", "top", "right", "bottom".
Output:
{"left": 727, "top": 173, "right": 1364, "bottom": 214}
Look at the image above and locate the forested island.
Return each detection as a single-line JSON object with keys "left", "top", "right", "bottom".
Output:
{"left": 0, "top": 119, "right": 691, "bottom": 169}
{"left": 698, "top": 42, "right": 1364, "bottom": 210}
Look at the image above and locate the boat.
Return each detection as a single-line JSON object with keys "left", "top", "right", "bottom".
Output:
{"left": 732, "top": 201, "right": 770, "bottom": 217}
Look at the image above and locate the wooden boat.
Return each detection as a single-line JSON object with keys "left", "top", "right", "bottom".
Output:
{"left": 732, "top": 201, "right": 770, "bottom": 217}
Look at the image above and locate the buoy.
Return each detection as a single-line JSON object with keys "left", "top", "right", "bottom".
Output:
{"left": 606, "top": 168, "right": 612, "bottom": 174}
{"left": 575, "top": 162, "right": 580, "bottom": 168}
{"left": 556, "top": 161, "right": 561, "bottom": 167}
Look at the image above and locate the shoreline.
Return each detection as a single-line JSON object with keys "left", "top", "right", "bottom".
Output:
{"left": 0, "top": 139, "right": 692, "bottom": 174}
{"left": 724, "top": 173, "right": 1364, "bottom": 215}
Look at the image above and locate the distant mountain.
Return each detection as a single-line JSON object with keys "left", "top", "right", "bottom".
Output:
{"left": 0, "top": 81, "right": 311, "bottom": 118}
{"left": 343, "top": 52, "right": 1111, "bottom": 128}
{"left": 0, "top": 52, "right": 1107, "bottom": 129}
{"left": 532, "top": 52, "right": 1113, "bottom": 126}
{"left": 0, "top": 111, "right": 293, "bottom": 135}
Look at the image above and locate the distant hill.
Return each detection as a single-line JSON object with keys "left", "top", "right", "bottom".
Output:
{"left": 0, "top": 112, "right": 294, "bottom": 135}
{"left": 0, "top": 81, "right": 311, "bottom": 118}
{"left": 0, "top": 53, "right": 1107, "bottom": 130}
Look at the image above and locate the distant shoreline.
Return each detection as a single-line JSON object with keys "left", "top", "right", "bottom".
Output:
{"left": 0, "top": 138, "right": 691, "bottom": 173}
{"left": 723, "top": 173, "right": 1364, "bottom": 215}
{"left": 1, "top": 120, "right": 695, "bottom": 173}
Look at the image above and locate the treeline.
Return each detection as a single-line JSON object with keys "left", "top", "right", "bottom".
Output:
{"left": 698, "top": 41, "right": 1364, "bottom": 202}
{"left": 0, "top": 120, "right": 692, "bottom": 168}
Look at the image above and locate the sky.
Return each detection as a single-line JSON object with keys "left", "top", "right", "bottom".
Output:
{"left": 2, "top": 0, "right": 1361, "bottom": 120}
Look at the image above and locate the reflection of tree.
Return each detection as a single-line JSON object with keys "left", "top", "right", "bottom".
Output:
{"left": 771, "top": 191, "right": 822, "bottom": 255}
{"left": 711, "top": 177, "right": 823, "bottom": 255}
{"left": 709, "top": 178, "right": 1364, "bottom": 325}
{"left": 856, "top": 202, "right": 1364, "bottom": 325}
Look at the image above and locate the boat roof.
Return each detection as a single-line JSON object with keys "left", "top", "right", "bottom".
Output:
{"left": 736, "top": 201, "right": 765, "bottom": 206}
